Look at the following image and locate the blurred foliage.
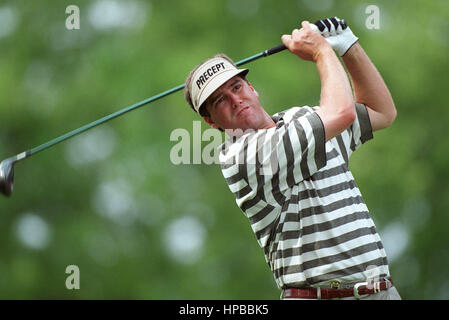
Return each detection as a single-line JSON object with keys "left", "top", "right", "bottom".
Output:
{"left": 0, "top": 0, "right": 448, "bottom": 299}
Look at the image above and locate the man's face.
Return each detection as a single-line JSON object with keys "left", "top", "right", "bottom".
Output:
{"left": 202, "top": 76, "right": 270, "bottom": 132}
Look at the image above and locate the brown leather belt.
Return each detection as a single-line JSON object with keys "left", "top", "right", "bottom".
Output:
{"left": 283, "top": 277, "right": 393, "bottom": 299}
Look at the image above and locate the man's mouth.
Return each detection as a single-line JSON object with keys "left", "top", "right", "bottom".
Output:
{"left": 236, "top": 106, "right": 250, "bottom": 117}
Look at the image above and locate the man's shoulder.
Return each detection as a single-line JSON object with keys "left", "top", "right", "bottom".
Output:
{"left": 271, "top": 105, "right": 317, "bottom": 123}
{"left": 218, "top": 129, "right": 256, "bottom": 160}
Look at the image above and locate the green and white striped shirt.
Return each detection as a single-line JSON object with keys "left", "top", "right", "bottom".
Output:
{"left": 219, "top": 103, "right": 390, "bottom": 289}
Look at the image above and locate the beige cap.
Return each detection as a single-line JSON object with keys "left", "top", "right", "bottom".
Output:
{"left": 189, "top": 57, "right": 249, "bottom": 113}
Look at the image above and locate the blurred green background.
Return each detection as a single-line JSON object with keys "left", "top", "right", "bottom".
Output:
{"left": 0, "top": 0, "right": 448, "bottom": 299}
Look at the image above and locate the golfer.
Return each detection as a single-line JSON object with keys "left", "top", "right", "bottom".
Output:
{"left": 184, "top": 17, "right": 400, "bottom": 300}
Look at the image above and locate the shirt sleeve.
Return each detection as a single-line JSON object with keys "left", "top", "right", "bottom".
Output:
{"left": 334, "top": 102, "right": 373, "bottom": 162}
{"left": 277, "top": 111, "right": 327, "bottom": 184}
{"left": 241, "top": 108, "right": 327, "bottom": 196}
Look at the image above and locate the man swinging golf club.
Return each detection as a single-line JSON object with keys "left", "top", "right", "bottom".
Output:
{"left": 184, "top": 17, "right": 400, "bottom": 300}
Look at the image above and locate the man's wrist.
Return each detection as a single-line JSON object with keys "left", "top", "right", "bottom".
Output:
{"left": 314, "top": 45, "right": 336, "bottom": 63}
{"left": 342, "top": 42, "right": 362, "bottom": 61}
{"left": 341, "top": 40, "right": 360, "bottom": 57}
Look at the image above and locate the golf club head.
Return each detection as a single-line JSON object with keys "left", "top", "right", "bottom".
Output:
{"left": 0, "top": 158, "right": 15, "bottom": 197}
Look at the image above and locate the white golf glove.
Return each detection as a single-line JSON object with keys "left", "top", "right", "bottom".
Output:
{"left": 313, "top": 17, "right": 358, "bottom": 56}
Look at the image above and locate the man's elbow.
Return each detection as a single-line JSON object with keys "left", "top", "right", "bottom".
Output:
{"left": 388, "top": 105, "right": 397, "bottom": 126}
{"left": 341, "top": 103, "right": 357, "bottom": 127}
{"left": 384, "top": 103, "right": 397, "bottom": 128}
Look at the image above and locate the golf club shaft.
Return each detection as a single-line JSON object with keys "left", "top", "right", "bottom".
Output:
{"left": 11, "top": 44, "right": 287, "bottom": 163}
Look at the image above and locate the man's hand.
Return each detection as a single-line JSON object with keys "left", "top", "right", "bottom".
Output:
{"left": 314, "top": 17, "right": 359, "bottom": 57}
{"left": 281, "top": 21, "right": 333, "bottom": 62}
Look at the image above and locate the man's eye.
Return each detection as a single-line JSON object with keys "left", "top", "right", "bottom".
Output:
{"left": 215, "top": 96, "right": 225, "bottom": 106}
{"left": 234, "top": 84, "right": 241, "bottom": 91}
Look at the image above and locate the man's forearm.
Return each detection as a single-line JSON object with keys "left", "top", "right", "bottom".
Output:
{"left": 317, "top": 46, "right": 354, "bottom": 112}
{"left": 315, "top": 46, "right": 355, "bottom": 141}
{"left": 343, "top": 43, "right": 397, "bottom": 130}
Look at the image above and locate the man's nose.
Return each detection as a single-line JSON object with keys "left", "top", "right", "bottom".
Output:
{"left": 230, "top": 93, "right": 242, "bottom": 108}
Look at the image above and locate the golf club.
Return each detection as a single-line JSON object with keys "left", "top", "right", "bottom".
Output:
{"left": 0, "top": 43, "right": 287, "bottom": 197}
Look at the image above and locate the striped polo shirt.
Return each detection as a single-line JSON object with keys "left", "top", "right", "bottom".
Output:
{"left": 219, "top": 103, "right": 390, "bottom": 289}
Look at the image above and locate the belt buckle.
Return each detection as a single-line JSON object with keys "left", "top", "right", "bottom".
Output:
{"left": 353, "top": 282, "right": 369, "bottom": 299}
{"left": 329, "top": 280, "right": 341, "bottom": 300}
{"left": 330, "top": 280, "right": 341, "bottom": 289}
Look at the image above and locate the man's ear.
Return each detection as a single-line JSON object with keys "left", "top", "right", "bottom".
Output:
{"left": 203, "top": 116, "right": 219, "bottom": 130}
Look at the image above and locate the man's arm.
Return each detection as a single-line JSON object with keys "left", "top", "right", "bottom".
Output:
{"left": 281, "top": 21, "right": 355, "bottom": 141}
{"left": 312, "top": 17, "right": 397, "bottom": 132}
{"left": 342, "top": 43, "right": 397, "bottom": 131}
